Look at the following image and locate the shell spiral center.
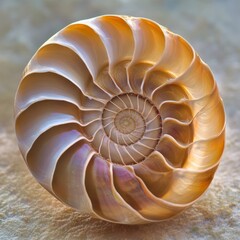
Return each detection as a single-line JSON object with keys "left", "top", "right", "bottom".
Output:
{"left": 99, "top": 93, "right": 162, "bottom": 164}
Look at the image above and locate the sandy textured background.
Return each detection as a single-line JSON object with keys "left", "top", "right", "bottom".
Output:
{"left": 0, "top": 0, "right": 239, "bottom": 239}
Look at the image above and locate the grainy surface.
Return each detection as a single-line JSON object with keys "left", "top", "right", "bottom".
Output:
{"left": 0, "top": 0, "right": 239, "bottom": 239}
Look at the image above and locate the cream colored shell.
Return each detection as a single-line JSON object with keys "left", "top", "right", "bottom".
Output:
{"left": 14, "top": 15, "right": 225, "bottom": 224}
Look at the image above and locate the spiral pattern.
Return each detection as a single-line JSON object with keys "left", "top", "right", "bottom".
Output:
{"left": 14, "top": 15, "right": 225, "bottom": 224}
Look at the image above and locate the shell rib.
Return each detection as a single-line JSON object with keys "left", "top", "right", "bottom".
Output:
{"left": 14, "top": 15, "right": 225, "bottom": 224}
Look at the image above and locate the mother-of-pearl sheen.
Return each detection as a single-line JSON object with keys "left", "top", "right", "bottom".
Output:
{"left": 14, "top": 15, "right": 225, "bottom": 224}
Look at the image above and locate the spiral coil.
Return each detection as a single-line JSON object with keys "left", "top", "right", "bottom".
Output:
{"left": 14, "top": 15, "right": 225, "bottom": 224}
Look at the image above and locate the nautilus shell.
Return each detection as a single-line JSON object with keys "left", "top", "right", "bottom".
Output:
{"left": 14, "top": 15, "right": 225, "bottom": 224}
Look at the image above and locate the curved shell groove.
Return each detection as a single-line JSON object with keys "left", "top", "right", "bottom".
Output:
{"left": 14, "top": 15, "right": 225, "bottom": 224}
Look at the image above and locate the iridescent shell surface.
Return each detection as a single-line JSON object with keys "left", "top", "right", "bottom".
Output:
{"left": 14, "top": 15, "right": 225, "bottom": 224}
